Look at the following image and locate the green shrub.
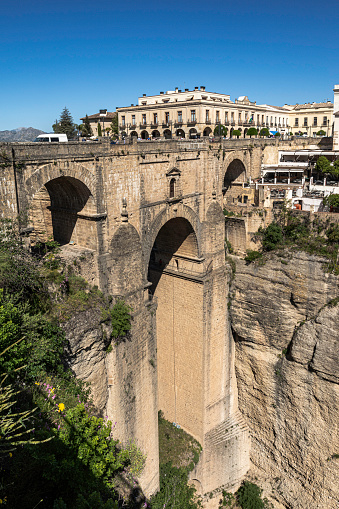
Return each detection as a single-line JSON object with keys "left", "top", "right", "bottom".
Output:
{"left": 261, "top": 222, "right": 283, "bottom": 251}
{"left": 103, "top": 299, "right": 132, "bottom": 341}
{"left": 245, "top": 250, "right": 263, "bottom": 263}
{"left": 237, "top": 481, "right": 271, "bottom": 509}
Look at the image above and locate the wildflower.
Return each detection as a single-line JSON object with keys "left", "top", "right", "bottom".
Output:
{"left": 58, "top": 403, "right": 65, "bottom": 412}
{"left": 35, "top": 382, "right": 40, "bottom": 386}
{"left": 9, "top": 452, "right": 12, "bottom": 458}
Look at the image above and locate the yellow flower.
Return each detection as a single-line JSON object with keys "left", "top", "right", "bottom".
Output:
{"left": 0, "top": 498, "right": 3, "bottom": 503}
{"left": 50, "top": 388, "right": 55, "bottom": 393}
{"left": 58, "top": 403, "right": 65, "bottom": 412}
{"left": 35, "top": 382, "right": 40, "bottom": 386}
{"left": 9, "top": 452, "right": 12, "bottom": 458}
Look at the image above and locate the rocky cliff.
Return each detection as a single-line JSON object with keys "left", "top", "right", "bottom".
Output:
{"left": 230, "top": 251, "right": 339, "bottom": 508}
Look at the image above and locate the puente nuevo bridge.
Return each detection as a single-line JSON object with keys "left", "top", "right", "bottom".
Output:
{"left": 0, "top": 137, "right": 319, "bottom": 501}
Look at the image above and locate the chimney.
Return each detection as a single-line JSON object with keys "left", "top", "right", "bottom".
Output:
{"left": 175, "top": 87, "right": 178, "bottom": 93}
{"left": 185, "top": 88, "right": 189, "bottom": 92}
{"left": 160, "top": 91, "right": 164, "bottom": 94}
{"left": 131, "top": 104, "right": 134, "bottom": 106}
{"left": 194, "top": 86, "right": 199, "bottom": 91}
{"left": 200, "top": 86, "right": 205, "bottom": 91}
{"left": 178, "top": 89, "right": 182, "bottom": 93}
{"left": 143, "top": 93, "right": 146, "bottom": 97}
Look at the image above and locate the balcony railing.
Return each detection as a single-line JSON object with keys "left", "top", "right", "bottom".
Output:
{"left": 205, "top": 120, "right": 211, "bottom": 124}
{"left": 151, "top": 123, "right": 158, "bottom": 128}
{"left": 187, "top": 120, "right": 197, "bottom": 125}
{"left": 139, "top": 123, "right": 147, "bottom": 129}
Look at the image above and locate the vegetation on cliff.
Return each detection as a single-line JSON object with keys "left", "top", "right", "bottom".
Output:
{"left": 245, "top": 202, "right": 339, "bottom": 273}
{"left": 0, "top": 219, "right": 144, "bottom": 508}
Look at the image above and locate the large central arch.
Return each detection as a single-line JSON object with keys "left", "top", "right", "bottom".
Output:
{"left": 147, "top": 216, "right": 205, "bottom": 441}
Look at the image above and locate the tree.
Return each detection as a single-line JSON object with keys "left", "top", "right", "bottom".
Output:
{"left": 53, "top": 107, "right": 76, "bottom": 139}
{"left": 316, "top": 130, "right": 326, "bottom": 136}
{"left": 323, "top": 193, "right": 339, "bottom": 209}
{"left": 213, "top": 124, "right": 228, "bottom": 137}
{"left": 247, "top": 127, "right": 258, "bottom": 138}
{"left": 315, "top": 155, "right": 331, "bottom": 174}
{"left": 82, "top": 115, "right": 93, "bottom": 137}
{"left": 232, "top": 129, "right": 241, "bottom": 138}
{"left": 274, "top": 132, "right": 281, "bottom": 137}
{"left": 97, "top": 122, "right": 102, "bottom": 137}
{"left": 110, "top": 114, "right": 118, "bottom": 138}
{"left": 259, "top": 128, "right": 269, "bottom": 137}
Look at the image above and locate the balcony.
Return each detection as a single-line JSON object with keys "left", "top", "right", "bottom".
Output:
{"left": 139, "top": 123, "right": 147, "bottom": 129}
{"left": 205, "top": 119, "right": 211, "bottom": 124}
{"left": 238, "top": 120, "right": 243, "bottom": 126}
{"left": 174, "top": 122, "right": 183, "bottom": 128}
{"left": 162, "top": 122, "right": 170, "bottom": 128}
{"left": 224, "top": 121, "right": 230, "bottom": 126}
{"left": 187, "top": 120, "right": 197, "bottom": 125}
{"left": 151, "top": 123, "right": 158, "bottom": 129}
{"left": 119, "top": 125, "right": 126, "bottom": 131}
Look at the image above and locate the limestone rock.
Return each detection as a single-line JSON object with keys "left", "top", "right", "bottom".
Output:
{"left": 230, "top": 251, "right": 339, "bottom": 508}
{"left": 61, "top": 308, "right": 108, "bottom": 411}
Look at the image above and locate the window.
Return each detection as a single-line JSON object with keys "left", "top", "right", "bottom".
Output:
{"left": 238, "top": 113, "right": 241, "bottom": 122}
{"left": 270, "top": 116, "right": 273, "bottom": 125}
{"left": 142, "top": 114, "right": 146, "bottom": 125}
{"left": 323, "top": 116, "right": 328, "bottom": 125}
{"left": 275, "top": 117, "right": 277, "bottom": 125}
{"left": 245, "top": 112, "right": 248, "bottom": 121}
{"left": 266, "top": 116, "right": 268, "bottom": 124}
{"left": 178, "top": 111, "right": 182, "bottom": 122}
{"left": 170, "top": 178, "right": 175, "bottom": 198}
{"left": 257, "top": 114, "right": 260, "bottom": 124}
{"left": 295, "top": 118, "right": 299, "bottom": 127}
{"left": 231, "top": 112, "right": 234, "bottom": 122}
{"left": 225, "top": 112, "right": 228, "bottom": 122}
{"left": 153, "top": 113, "right": 158, "bottom": 124}
{"left": 243, "top": 195, "right": 248, "bottom": 204}
{"left": 191, "top": 110, "right": 196, "bottom": 122}
{"left": 304, "top": 117, "right": 308, "bottom": 127}
{"left": 122, "top": 116, "right": 125, "bottom": 126}
{"left": 313, "top": 117, "right": 317, "bottom": 126}
{"left": 132, "top": 115, "right": 136, "bottom": 126}
{"left": 165, "top": 112, "right": 169, "bottom": 123}
{"left": 206, "top": 110, "right": 209, "bottom": 121}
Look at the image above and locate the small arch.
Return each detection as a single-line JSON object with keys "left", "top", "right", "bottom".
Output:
{"left": 203, "top": 127, "right": 212, "bottom": 137}
{"left": 141, "top": 130, "right": 149, "bottom": 140}
{"left": 163, "top": 129, "right": 172, "bottom": 139}
{"left": 189, "top": 128, "right": 198, "bottom": 139}
{"left": 169, "top": 178, "right": 176, "bottom": 198}
{"left": 176, "top": 129, "right": 185, "bottom": 138}
{"left": 121, "top": 131, "right": 127, "bottom": 138}
{"left": 244, "top": 128, "right": 248, "bottom": 138}
{"left": 152, "top": 130, "right": 160, "bottom": 139}
{"left": 223, "top": 159, "right": 246, "bottom": 192}
{"left": 130, "top": 130, "right": 138, "bottom": 139}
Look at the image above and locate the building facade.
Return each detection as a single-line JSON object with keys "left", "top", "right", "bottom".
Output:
{"left": 116, "top": 86, "right": 291, "bottom": 140}
{"left": 333, "top": 85, "right": 339, "bottom": 150}
{"left": 283, "top": 101, "right": 334, "bottom": 137}
{"left": 80, "top": 109, "right": 116, "bottom": 137}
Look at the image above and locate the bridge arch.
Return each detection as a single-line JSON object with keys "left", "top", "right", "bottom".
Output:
{"left": 222, "top": 153, "right": 247, "bottom": 195}
{"left": 26, "top": 163, "right": 100, "bottom": 248}
{"left": 146, "top": 210, "right": 205, "bottom": 442}
{"left": 144, "top": 203, "right": 201, "bottom": 278}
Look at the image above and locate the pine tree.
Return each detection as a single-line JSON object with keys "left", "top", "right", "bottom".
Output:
{"left": 97, "top": 122, "right": 102, "bottom": 137}
{"left": 53, "top": 107, "right": 76, "bottom": 139}
{"left": 83, "top": 114, "right": 93, "bottom": 137}
{"left": 110, "top": 114, "right": 119, "bottom": 137}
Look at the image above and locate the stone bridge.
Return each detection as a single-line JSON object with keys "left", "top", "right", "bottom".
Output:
{"left": 0, "top": 137, "right": 313, "bottom": 500}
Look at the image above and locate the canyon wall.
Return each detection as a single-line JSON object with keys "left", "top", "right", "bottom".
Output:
{"left": 230, "top": 251, "right": 339, "bottom": 508}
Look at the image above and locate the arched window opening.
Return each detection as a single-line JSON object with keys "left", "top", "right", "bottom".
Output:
{"left": 170, "top": 178, "right": 176, "bottom": 198}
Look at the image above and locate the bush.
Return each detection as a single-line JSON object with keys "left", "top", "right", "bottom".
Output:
{"left": 245, "top": 250, "right": 262, "bottom": 263}
{"left": 232, "top": 129, "right": 241, "bottom": 138}
{"left": 247, "top": 128, "right": 258, "bottom": 138}
{"left": 261, "top": 222, "right": 283, "bottom": 251}
{"left": 259, "top": 128, "right": 269, "bottom": 137}
{"left": 214, "top": 125, "right": 228, "bottom": 137}
{"left": 323, "top": 194, "right": 339, "bottom": 209}
{"left": 237, "top": 481, "right": 271, "bottom": 509}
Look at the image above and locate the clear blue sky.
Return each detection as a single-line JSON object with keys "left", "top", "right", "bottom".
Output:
{"left": 1, "top": 0, "right": 338, "bottom": 132}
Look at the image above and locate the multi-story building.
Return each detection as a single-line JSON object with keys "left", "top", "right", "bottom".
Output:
{"left": 333, "top": 85, "right": 339, "bottom": 150}
{"left": 80, "top": 109, "right": 116, "bottom": 137}
{"left": 116, "top": 86, "right": 290, "bottom": 139}
{"left": 282, "top": 101, "right": 333, "bottom": 137}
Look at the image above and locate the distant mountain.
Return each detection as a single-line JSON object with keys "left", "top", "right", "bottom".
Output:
{"left": 0, "top": 127, "right": 46, "bottom": 142}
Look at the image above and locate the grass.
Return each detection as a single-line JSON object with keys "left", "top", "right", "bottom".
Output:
{"left": 158, "top": 411, "right": 202, "bottom": 471}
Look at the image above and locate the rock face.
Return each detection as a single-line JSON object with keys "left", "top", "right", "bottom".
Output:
{"left": 61, "top": 308, "right": 109, "bottom": 412}
{"left": 230, "top": 251, "right": 339, "bottom": 508}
